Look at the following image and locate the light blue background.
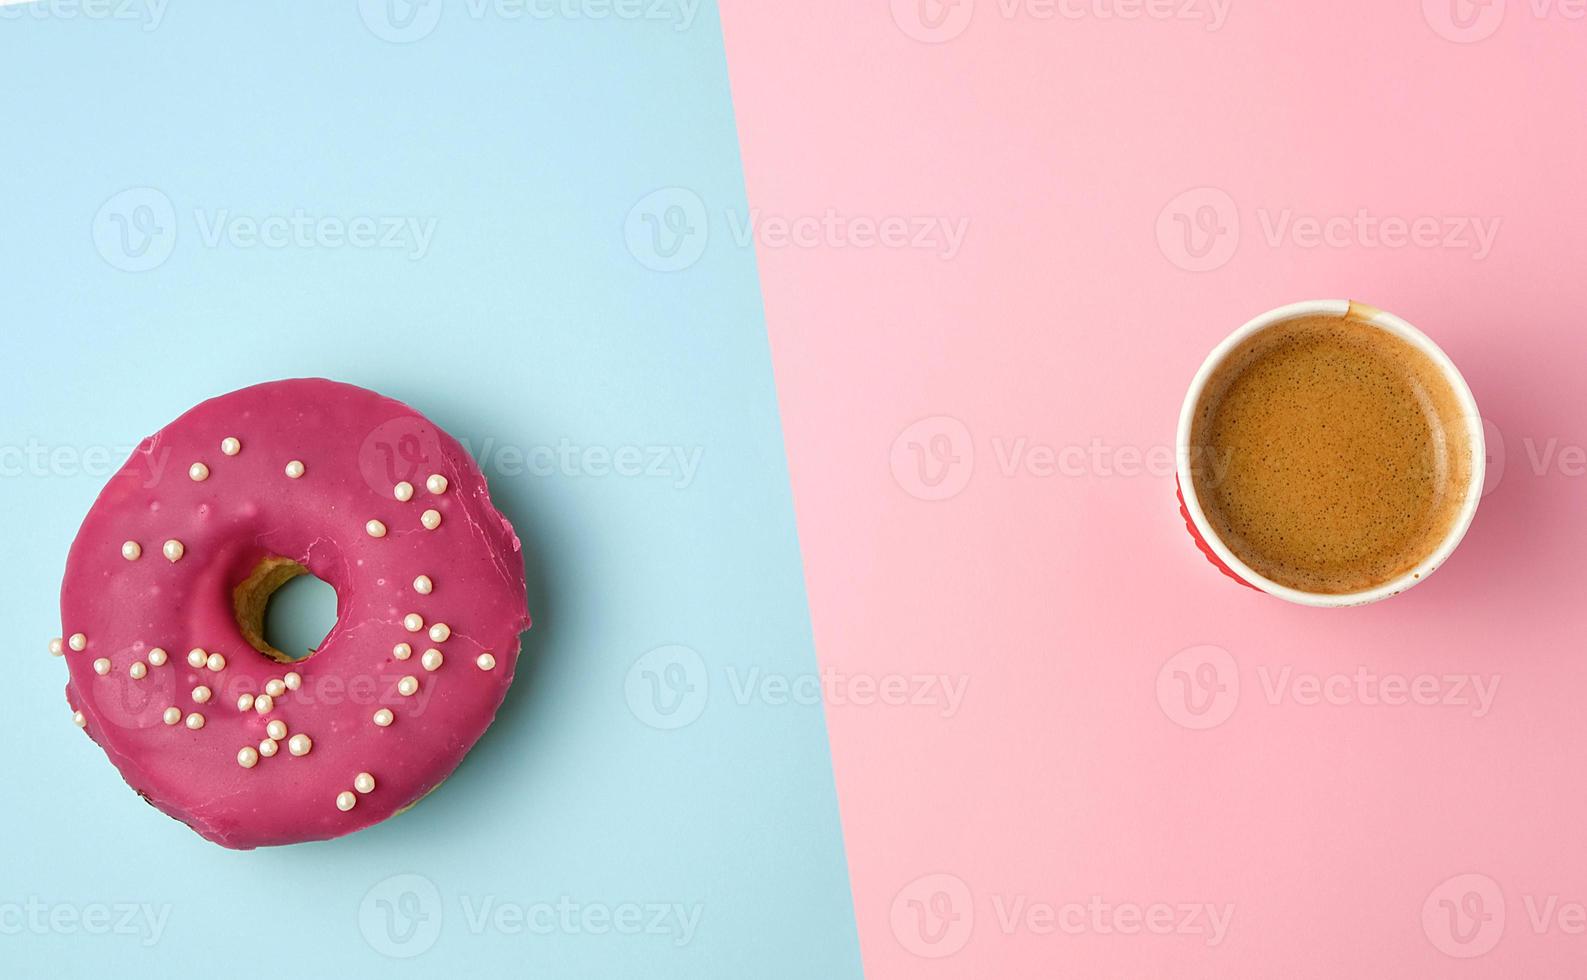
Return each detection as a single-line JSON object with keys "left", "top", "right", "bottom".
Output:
{"left": 0, "top": 3, "right": 862, "bottom": 977}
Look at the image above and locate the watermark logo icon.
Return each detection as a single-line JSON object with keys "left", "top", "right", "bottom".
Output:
{"left": 625, "top": 645, "right": 709, "bottom": 730}
{"left": 358, "top": 416, "right": 448, "bottom": 497}
{"left": 1157, "top": 645, "right": 1240, "bottom": 729}
{"left": 360, "top": 873, "right": 444, "bottom": 958}
{"left": 625, "top": 187, "right": 709, "bottom": 272}
{"left": 1423, "top": 0, "right": 1506, "bottom": 43}
{"left": 1423, "top": 873, "right": 1504, "bottom": 958}
{"left": 890, "top": 416, "right": 974, "bottom": 501}
{"left": 1156, "top": 187, "right": 1239, "bottom": 272}
{"left": 1481, "top": 416, "right": 1505, "bottom": 497}
{"left": 359, "top": 0, "right": 443, "bottom": 43}
{"left": 91, "top": 647, "right": 179, "bottom": 730}
{"left": 92, "top": 187, "right": 177, "bottom": 273}
{"left": 891, "top": 873, "right": 974, "bottom": 958}
{"left": 891, "top": 0, "right": 975, "bottom": 42}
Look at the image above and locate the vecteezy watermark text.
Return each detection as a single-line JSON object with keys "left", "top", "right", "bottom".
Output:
{"left": 0, "top": 441, "right": 163, "bottom": 482}
{"left": 1158, "top": 646, "right": 1502, "bottom": 730}
{"left": 724, "top": 209, "right": 968, "bottom": 260}
{"left": 1156, "top": 187, "right": 1502, "bottom": 272}
{"left": 457, "top": 436, "right": 703, "bottom": 490}
{"left": 888, "top": 415, "right": 1587, "bottom": 503}
{"left": 890, "top": 0, "right": 1232, "bottom": 43}
{"left": 459, "top": 896, "right": 702, "bottom": 946}
{"left": 0, "top": 0, "right": 168, "bottom": 30}
{"left": 887, "top": 415, "right": 1233, "bottom": 502}
{"left": 0, "top": 899, "right": 170, "bottom": 947}
{"left": 623, "top": 187, "right": 968, "bottom": 271}
{"left": 92, "top": 188, "right": 438, "bottom": 272}
{"left": 358, "top": 873, "right": 702, "bottom": 959}
{"left": 889, "top": 873, "right": 1233, "bottom": 959}
{"left": 625, "top": 645, "right": 970, "bottom": 730}
{"left": 192, "top": 210, "right": 437, "bottom": 261}
{"left": 1, "top": 435, "right": 702, "bottom": 491}
{"left": 989, "top": 894, "right": 1234, "bottom": 945}
{"left": 359, "top": 0, "right": 703, "bottom": 43}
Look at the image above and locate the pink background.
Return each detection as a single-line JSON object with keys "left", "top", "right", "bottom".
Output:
{"left": 720, "top": 1, "right": 1587, "bottom": 976}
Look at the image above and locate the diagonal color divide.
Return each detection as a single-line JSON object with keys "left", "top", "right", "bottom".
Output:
{"left": 720, "top": 0, "right": 1587, "bottom": 977}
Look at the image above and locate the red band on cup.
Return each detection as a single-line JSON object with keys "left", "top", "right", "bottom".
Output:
{"left": 1177, "top": 477, "right": 1260, "bottom": 592}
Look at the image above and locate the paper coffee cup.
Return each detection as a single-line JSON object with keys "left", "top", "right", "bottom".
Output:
{"left": 1175, "top": 299, "right": 1484, "bottom": 607}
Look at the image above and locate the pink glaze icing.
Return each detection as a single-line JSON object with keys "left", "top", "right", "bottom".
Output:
{"left": 59, "top": 379, "right": 531, "bottom": 849}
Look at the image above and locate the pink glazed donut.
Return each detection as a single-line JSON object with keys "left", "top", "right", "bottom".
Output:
{"left": 56, "top": 379, "right": 531, "bottom": 849}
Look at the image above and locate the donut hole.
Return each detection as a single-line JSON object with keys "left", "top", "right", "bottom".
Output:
{"left": 233, "top": 557, "right": 338, "bottom": 664}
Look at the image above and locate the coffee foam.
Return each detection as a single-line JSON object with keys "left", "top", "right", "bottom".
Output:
{"left": 1188, "top": 314, "right": 1476, "bottom": 595}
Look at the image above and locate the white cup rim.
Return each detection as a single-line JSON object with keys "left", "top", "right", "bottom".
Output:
{"left": 1174, "top": 299, "right": 1485, "bottom": 608}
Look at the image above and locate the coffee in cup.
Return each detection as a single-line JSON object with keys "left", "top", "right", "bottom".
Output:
{"left": 1176, "top": 301, "right": 1483, "bottom": 606}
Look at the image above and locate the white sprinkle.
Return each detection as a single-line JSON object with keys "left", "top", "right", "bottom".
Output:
{"left": 366, "top": 519, "right": 387, "bottom": 538}
{"left": 266, "top": 719, "right": 287, "bottom": 741}
{"left": 206, "top": 652, "right": 227, "bottom": 672}
{"left": 421, "top": 509, "right": 442, "bottom": 530}
{"left": 394, "top": 481, "right": 414, "bottom": 502}
{"left": 163, "top": 539, "right": 185, "bottom": 562}
{"left": 238, "top": 746, "right": 259, "bottom": 769}
{"left": 221, "top": 437, "right": 241, "bottom": 456}
{"left": 72, "top": 710, "right": 86, "bottom": 727}
{"left": 259, "top": 738, "right": 279, "bottom": 758}
{"left": 187, "top": 648, "right": 208, "bottom": 668}
{"left": 413, "top": 574, "right": 433, "bottom": 595}
{"left": 68, "top": 633, "right": 88, "bottom": 652}
{"left": 130, "top": 662, "right": 148, "bottom": 680}
{"left": 373, "top": 708, "right": 395, "bottom": 727}
{"left": 397, "top": 675, "right": 419, "bottom": 696}
{"left": 163, "top": 707, "right": 181, "bottom": 726}
{"left": 121, "top": 540, "right": 142, "bottom": 561}
{"left": 428, "top": 623, "right": 451, "bottom": 643}
{"left": 265, "top": 678, "right": 286, "bottom": 697}
{"left": 285, "top": 460, "right": 305, "bottom": 479}
{"left": 477, "top": 653, "right": 497, "bottom": 671}
{"left": 403, "top": 613, "right": 424, "bottom": 633}
{"left": 288, "top": 733, "right": 313, "bottom": 756}
{"left": 147, "top": 647, "right": 168, "bottom": 666}
{"left": 254, "top": 694, "right": 274, "bottom": 715}
{"left": 185, "top": 712, "right": 205, "bottom": 730}
{"left": 355, "top": 772, "right": 376, "bottom": 794}
{"left": 189, "top": 462, "right": 210, "bottom": 482}
{"left": 336, "top": 791, "right": 358, "bottom": 812}
{"left": 93, "top": 658, "right": 111, "bottom": 676}
{"left": 237, "top": 693, "right": 255, "bottom": 712}
{"left": 49, "top": 637, "right": 64, "bottom": 656}
{"left": 426, "top": 474, "right": 448, "bottom": 494}
{"left": 421, "top": 649, "right": 443, "bottom": 672}
{"left": 192, "top": 685, "right": 212, "bottom": 704}
{"left": 393, "top": 642, "right": 413, "bottom": 660}
{"left": 284, "top": 671, "right": 302, "bottom": 691}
